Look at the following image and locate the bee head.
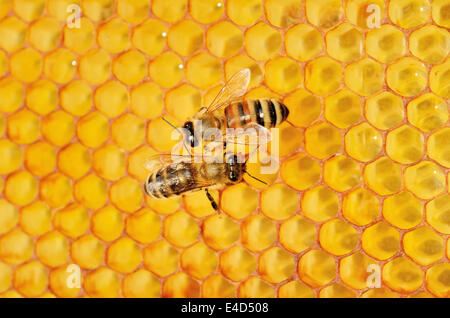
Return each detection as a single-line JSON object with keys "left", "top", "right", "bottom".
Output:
{"left": 183, "top": 121, "right": 198, "bottom": 147}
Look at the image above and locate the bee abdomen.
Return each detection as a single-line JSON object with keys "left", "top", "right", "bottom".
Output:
{"left": 144, "top": 163, "right": 195, "bottom": 198}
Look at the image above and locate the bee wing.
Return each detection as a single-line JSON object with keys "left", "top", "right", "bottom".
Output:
{"left": 206, "top": 68, "right": 251, "bottom": 114}
{"left": 225, "top": 123, "right": 272, "bottom": 145}
{"left": 143, "top": 153, "right": 193, "bottom": 172}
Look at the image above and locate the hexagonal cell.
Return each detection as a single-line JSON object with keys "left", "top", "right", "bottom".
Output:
{"left": 343, "top": 188, "right": 380, "bottom": 226}
{"left": 111, "top": 114, "right": 145, "bottom": 151}
{"left": 49, "top": 265, "right": 81, "bottom": 298}
{"left": 323, "top": 155, "right": 361, "bottom": 192}
{"left": 10, "top": 48, "right": 42, "bottom": 83}
{"left": 426, "top": 194, "right": 450, "bottom": 235}
{"left": 425, "top": 263, "right": 450, "bottom": 298}
{"left": 57, "top": 143, "right": 91, "bottom": 179}
{"left": 301, "top": 185, "right": 339, "bottom": 223}
{"left": 76, "top": 111, "right": 109, "bottom": 149}
{"left": 97, "top": 17, "right": 130, "bottom": 53}
{"left": 339, "top": 252, "right": 378, "bottom": 290}
{"left": 319, "top": 283, "right": 356, "bottom": 298}
{"left": 71, "top": 234, "right": 104, "bottom": 270}
{"left": 404, "top": 161, "right": 446, "bottom": 200}
{"left": 345, "top": 123, "right": 382, "bottom": 162}
{"left": 283, "top": 89, "right": 321, "bottom": 128}
{"left": 162, "top": 273, "right": 200, "bottom": 298}
{"left": 276, "top": 122, "right": 304, "bottom": 157}
{"left": 366, "top": 25, "right": 406, "bottom": 64}
{"left": 258, "top": 247, "right": 295, "bottom": 284}
{"left": 143, "top": 241, "right": 179, "bottom": 277}
{"left": 364, "top": 157, "right": 402, "bottom": 196}
{"left": 168, "top": 20, "right": 203, "bottom": 57}
{"left": 13, "top": 0, "right": 45, "bottom": 22}
{"left": 285, "top": 24, "right": 323, "bottom": 62}
{"left": 202, "top": 274, "right": 235, "bottom": 298}
{"left": 78, "top": 49, "right": 111, "bottom": 85}
{"left": 386, "top": 125, "right": 424, "bottom": 164}
{"left": 386, "top": 57, "right": 428, "bottom": 97}
{"left": 432, "top": 0, "right": 450, "bottom": 28}
{"left": 305, "top": 0, "right": 343, "bottom": 29}
{"left": 221, "top": 183, "right": 257, "bottom": 220}
{"left": 344, "top": 58, "right": 384, "bottom": 96}
{"left": 25, "top": 79, "right": 57, "bottom": 116}
{"left": 319, "top": 219, "right": 358, "bottom": 256}
{"left": 151, "top": 0, "right": 186, "bottom": 23}
{"left": 383, "top": 191, "right": 423, "bottom": 230}
{"left": 261, "top": 183, "right": 298, "bottom": 220}
{"left": 325, "top": 89, "right": 361, "bottom": 129}
{"left": 383, "top": 257, "right": 423, "bottom": 293}
{"left": 0, "top": 228, "right": 33, "bottom": 265}
{"left": 130, "top": 82, "right": 164, "bottom": 120}
{"left": 186, "top": 53, "right": 222, "bottom": 89}
{"left": 132, "top": 18, "right": 166, "bottom": 57}
{"left": 90, "top": 206, "right": 124, "bottom": 242}
{"left": 361, "top": 288, "right": 399, "bottom": 298}
{"left": 0, "top": 139, "right": 22, "bottom": 175}
{"left": 428, "top": 128, "right": 450, "bottom": 168}
{"left": 112, "top": 50, "right": 146, "bottom": 86}
{"left": 148, "top": 52, "right": 184, "bottom": 89}
{"left": 278, "top": 281, "right": 315, "bottom": 298}
{"left": 44, "top": 48, "right": 77, "bottom": 84}
{"left": 304, "top": 122, "right": 342, "bottom": 159}
{"left": 40, "top": 172, "right": 73, "bottom": 208}
{"left": 109, "top": 177, "right": 143, "bottom": 213}
{"left": 60, "top": 80, "right": 93, "bottom": 117}
{"left": 219, "top": 245, "right": 256, "bottom": 282}
{"left": 185, "top": 189, "right": 219, "bottom": 218}
{"left": 305, "top": 57, "right": 342, "bottom": 96}
{"left": 190, "top": 0, "right": 224, "bottom": 24}
{"left": 92, "top": 144, "right": 125, "bottom": 181}
{"left": 224, "top": 54, "right": 263, "bottom": 89}
{"left": 28, "top": 17, "right": 61, "bottom": 52}
{"left": 409, "top": 25, "right": 449, "bottom": 64}
{"left": 163, "top": 211, "right": 199, "bottom": 248}
{"left": 297, "top": 249, "right": 336, "bottom": 288}
{"left": 122, "top": 269, "right": 160, "bottom": 298}
{"left": 146, "top": 116, "right": 182, "bottom": 152}
{"left": 345, "top": 0, "right": 385, "bottom": 29}
{"left": 227, "top": 0, "right": 262, "bottom": 26}
{"left": 407, "top": 93, "right": 448, "bottom": 132}
{"left": 242, "top": 151, "right": 279, "bottom": 189}
{"left": 24, "top": 141, "right": 55, "bottom": 177}
{"left": 326, "top": 23, "right": 363, "bottom": 62}
{"left": 241, "top": 215, "right": 277, "bottom": 252}
{"left": 82, "top": 0, "right": 115, "bottom": 22}
{"left": 63, "top": 17, "right": 95, "bottom": 54}
{"left": 202, "top": 214, "right": 239, "bottom": 250}
{"left": 6, "top": 109, "right": 40, "bottom": 145}
{"left": 4, "top": 171, "right": 37, "bottom": 206}
{"left": 264, "top": 0, "right": 302, "bottom": 28}
{"left": 19, "top": 201, "right": 51, "bottom": 236}
{"left": 125, "top": 208, "right": 161, "bottom": 244}
{"left": 361, "top": 222, "right": 400, "bottom": 260}
{"left": 181, "top": 242, "right": 217, "bottom": 280}
{"left": 365, "top": 91, "right": 404, "bottom": 130}
{"left": 430, "top": 58, "right": 450, "bottom": 99}
{"left": 389, "top": 0, "right": 431, "bottom": 29}
{"left": 13, "top": 260, "right": 48, "bottom": 297}
{"left": 403, "top": 226, "right": 444, "bottom": 266}
{"left": 116, "top": 0, "right": 149, "bottom": 23}
{"left": 0, "top": 16, "right": 27, "bottom": 52}
{"left": 52, "top": 203, "right": 89, "bottom": 239}
{"left": 244, "top": 22, "right": 282, "bottom": 61}
{"left": 279, "top": 215, "right": 317, "bottom": 253}
{"left": 280, "top": 153, "right": 321, "bottom": 191}
{"left": 238, "top": 277, "right": 275, "bottom": 298}
{"left": 264, "top": 56, "right": 302, "bottom": 94}
{"left": 206, "top": 21, "right": 243, "bottom": 58}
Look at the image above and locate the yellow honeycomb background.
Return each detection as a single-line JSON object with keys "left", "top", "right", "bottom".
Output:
{"left": 0, "top": 0, "right": 449, "bottom": 298}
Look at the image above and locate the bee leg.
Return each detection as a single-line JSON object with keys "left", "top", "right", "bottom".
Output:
{"left": 205, "top": 188, "right": 218, "bottom": 211}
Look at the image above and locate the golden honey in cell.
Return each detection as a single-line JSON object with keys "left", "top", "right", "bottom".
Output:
{"left": 181, "top": 68, "right": 289, "bottom": 148}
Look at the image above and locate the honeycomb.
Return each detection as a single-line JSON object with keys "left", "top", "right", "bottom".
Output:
{"left": 0, "top": 0, "right": 449, "bottom": 299}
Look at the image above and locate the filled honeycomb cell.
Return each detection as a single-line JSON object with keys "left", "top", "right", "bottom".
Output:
{"left": 304, "top": 122, "right": 341, "bottom": 160}
{"left": 162, "top": 273, "right": 199, "bottom": 298}
{"left": 260, "top": 183, "right": 299, "bottom": 220}
{"left": 0, "top": 260, "right": 12, "bottom": 293}
{"left": 278, "top": 281, "right": 315, "bottom": 298}
{"left": 403, "top": 226, "right": 444, "bottom": 266}
{"left": 97, "top": 17, "right": 130, "bottom": 54}
{"left": 165, "top": 84, "right": 201, "bottom": 122}
{"left": 78, "top": 49, "right": 111, "bottom": 85}
{"left": 91, "top": 206, "right": 124, "bottom": 242}
{"left": 71, "top": 234, "right": 104, "bottom": 270}
{"left": 409, "top": 25, "right": 449, "bottom": 64}
{"left": 383, "top": 191, "right": 423, "bottom": 230}
{"left": 52, "top": 203, "right": 89, "bottom": 239}
{"left": 305, "top": 57, "right": 342, "bottom": 96}
{"left": 122, "top": 269, "right": 160, "bottom": 298}
{"left": 0, "top": 16, "right": 27, "bottom": 52}
{"left": 0, "top": 199, "right": 18, "bottom": 235}
{"left": 84, "top": 267, "right": 120, "bottom": 298}
{"left": 407, "top": 93, "right": 448, "bottom": 133}
{"left": 361, "top": 222, "right": 400, "bottom": 260}
{"left": 301, "top": 186, "right": 339, "bottom": 222}
{"left": 7, "top": 109, "right": 39, "bottom": 145}
{"left": 244, "top": 22, "right": 281, "bottom": 61}
{"left": 41, "top": 110, "right": 75, "bottom": 147}
{"left": 63, "top": 17, "right": 95, "bottom": 54}
{"left": 190, "top": 0, "right": 224, "bottom": 24}
{"left": 112, "top": 50, "right": 146, "bottom": 86}
{"left": 143, "top": 240, "right": 178, "bottom": 277}
{"left": 110, "top": 177, "right": 143, "bottom": 213}
{"left": 202, "top": 214, "right": 239, "bottom": 251}
{"left": 226, "top": 0, "right": 262, "bottom": 26}
{"left": 24, "top": 141, "right": 55, "bottom": 177}
{"left": 13, "top": 0, "right": 45, "bottom": 22}
{"left": 345, "top": 0, "right": 385, "bottom": 29}
{"left": 344, "top": 58, "right": 384, "bottom": 96}
{"left": 298, "top": 249, "right": 335, "bottom": 288}
{"left": 305, "top": 0, "right": 342, "bottom": 29}
{"left": 284, "top": 89, "right": 321, "bottom": 128}
{"left": 426, "top": 194, "right": 450, "bottom": 234}
{"left": 25, "top": 79, "right": 57, "bottom": 116}
{"left": 76, "top": 112, "right": 109, "bottom": 149}
{"left": 279, "top": 215, "right": 316, "bottom": 253}
{"left": 43, "top": 48, "right": 76, "bottom": 84}
{"left": 323, "top": 155, "right": 361, "bottom": 192}
{"left": 389, "top": 0, "right": 431, "bottom": 29}
{"left": 0, "top": 139, "right": 22, "bottom": 174}
{"left": 365, "top": 92, "right": 404, "bottom": 130}
{"left": 58, "top": 143, "right": 91, "bottom": 179}
{"left": 0, "top": 228, "right": 33, "bottom": 265}
{"left": 285, "top": 24, "right": 323, "bottom": 62}
{"left": 339, "top": 252, "right": 378, "bottom": 290}
{"left": 106, "top": 237, "right": 141, "bottom": 274}
{"left": 238, "top": 276, "right": 275, "bottom": 298}
{"left": 326, "top": 23, "right": 363, "bottom": 63}
{"left": 35, "top": 231, "right": 68, "bottom": 268}
{"left": 60, "top": 80, "right": 93, "bottom": 117}
{"left": 163, "top": 211, "right": 199, "bottom": 248}
{"left": 258, "top": 247, "right": 295, "bottom": 284}
{"left": 264, "top": 0, "right": 302, "bottom": 28}
{"left": 264, "top": 57, "right": 301, "bottom": 94}
{"left": 4, "top": 170, "right": 38, "bottom": 206}
{"left": 186, "top": 53, "right": 222, "bottom": 89}
{"left": 325, "top": 89, "right": 361, "bottom": 129}
{"left": 425, "top": 263, "right": 450, "bottom": 298}
{"left": 149, "top": 52, "right": 184, "bottom": 89}
{"left": 39, "top": 172, "right": 73, "bottom": 208}
{"left": 427, "top": 128, "right": 450, "bottom": 168}
{"left": 49, "top": 265, "right": 80, "bottom": 298}
{"left": 430, "top": 58, "right": 450, "bottom": 99}
{"left": 28, "top": 17, "right": 60, "bottom": 52}
{"left": 281, "top": 153, "right": 320, "bottom": 191}
{"left": 206, "top": 21, "right": 243, "bottom": 58}
{"left": 74, "top": 174, "right": 107, "bottom": 210}
{"left": 432, "top": 0, "right": 450, "bottom": 28}
{"left": 386, "top": 57, "right": 428, "bottom": 97}
{"left": 241, "top": 215, "right": 277, "bottom": 252}
{"left": 132, "top": 19, "right": 166, "bottom": 57}
{"left": 319, "top": 283, "right": 356, "bottom": 298}
{"left": 168, "top": 20, "right": 203, "bottom": 57}
{"left": 386, "top": 125, "right": 424, "bottom": 164}
{"left": 10, "top": 48, "right": 42, "bottom": 83}
{"left": 366, "top": 25, "right": 406, "bottom": 64}
{"left": 383, "top": 257, "right": 423, "bottom": 293}
{"left": 181, "top": 242, "right": 217, "bottom": 280}
{"left": 364, "top": 157, "right": 402, "bottom": 196}
{"left": 202, "top": 274, "right": 235, "bottom": 298}
{"left": 13, "top": 260, "right": 47, "bottom": 297}
{"left": 404, "top": 161, "right": 445, "bottom": 200}
{"left": 345, "top": 123, "right": 382, "bottom": 162}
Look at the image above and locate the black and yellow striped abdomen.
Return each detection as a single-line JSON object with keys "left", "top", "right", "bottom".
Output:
{"left": 224, "top": 99, "right": 289, "bottom": 129}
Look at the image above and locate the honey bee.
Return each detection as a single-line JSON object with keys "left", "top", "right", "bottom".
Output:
{"left": 143, "top": 153, "right": 265, "bottom": 211}
{"left": 181, "top": 68, "right": 289, "bottom": 148}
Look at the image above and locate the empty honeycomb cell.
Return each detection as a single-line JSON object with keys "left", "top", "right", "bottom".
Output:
{"left": 426, "top": 194, "right": 450, "bottom": 234}
{"left": 227, "top": 0, "right": 262, "bottom": 26}
{"left": 122, "top": 269, "right": 160, "bottom": 298}
{"left": 7, "top": 110, "right": 40, "bottom": 145}
{"left": 0, "top": 261, "right": 12, "bottom": 293}
{"left": 25, "top": 79, "right": 57, "bottom": 116}
{"left": 365, "top": 92, "right": 404, "bottom": 130}
{"left": 361, "top": 222, "right": 400, "bottom": 260}
{"left": 113, "top": 50, "right": 147, "bottom": 86}
{"left": 386, "top": 57, "right": 428, "bottom": 97}
{"left": 91, "top": 206, "right": 124, "bottom": 242}
{"left": 238, "top": 277, "right": 275, "bottom": 298}
{"left": 361, "top": 288, "right": 399, "bottom": 298}
{"left": 0, "top": 199, "right": 18, "bottom": 235}
{"left": 297, "top": 249, "right": 335, "bottom": 288}
{"left": 74, "top": 174, "right": 107, "bottom": 210}
{"left": 407, "top": 93, "right": 448, "bottom": 133}
{"left": 116, "top": 0, "right": 149, "bottom": 24}
{"left": 163, "top": 211, "right": 199, "bottom": 248}
{"left": 111, "top": 114, "right": 145, "bottom": 151}
{"left": 432, "top": 0, "right": 450, "bottom": 28}
{"left": 93, "top": 144, "right": 126, "bottom": 181}
{"left": 0, "top": 228, "right": 33, "bottom": 265}
{"left": 241, "top": 215, "right": 277, "bottom": 252}
{"left": 202, "top": 274, "right": 235, "bottom": 298}
{"left": 265, "top": 0, "right": 302, "bottom": 28}
{"left": 4, "top": 171, "right": 37, "bottom": 206}
{"left": 319, "top": 219, "right": 359, "bottom": 256}
{"left": 0, "top": 16, "right": 27, "bottom": 52}
{"left": 165, "top": 84, "right": 201, "bottom": 122}
{"left": 151, "top": 0, "right": 186, "bottom": 23}
{"left": 148, "top": 52, "right": 184, "bottom": 88}
{"left": 60, "top": 80, "right": 92, "bottom": 117}
{"left": 258, "top": 247, "right": 295, "bottom": 284}
{"left": 319, "top": 283, "right": 356, "bottom": 298}
{"left": 109, "top": 177, "right": 143, "bottom": 213}
{"left": 364, "top": 157, "right": 402, "bottom": 196}
{"left": 24, "top": 141, "right": 55, "bottom": 177}
{"left": 403, "top": 226, "right": 444, "bottom": 266}
{"left": 325, "top": 90, "right": 362, "bottom": 129}
{"left": 345, "top": 0, "right": 385, "bottom": 29}
{"left": 426, "top": 263, "right": 450, "bottom": 298}
{"left": 279, "top": 215, "right": 317, "bottom": 253}
{"left": 409, "top": 25, "right": 449, "bottom": 64}
{"left": 190, "top": 0, "right": 224, "bottom": 24}
{"left": 389, "top": 0, "right": 431, "bottom": 29}
{"left": 184, "top": 190, "right": 219, "bottom": 218}
{"left": 130, "top": 82, "right": 164, "bottom": 120}
{"left": 343, "top": 188, "right": 380, "bottom": 226}
{"left": 181, "top": 242, "right": 217, "bottom": 280}
{"left": 76, "top": 112, "right": 109, "bottom": 149}
{"left": 106, "top": 237, "right": 141, "bottom": 274}
{"left": 383, "top": 191, "right": 423, "bottom": 230}
{"left": 206, "top": 21, "right": 243, "bottom": 58}
{"left": 264, "top": 57, "right": 301, "bottom": 94}
{"left": 281, "top": 154, "right": 321, "bottom": 191}
{"left": 162, "top": 272, "right": 200, "bottom": 298}
{"left": 71, "top": 234, "right": 104, "bottom": 270}
{"left": 339, "top": 252, "right": 378, "bottom": 290}
{"left": 0, "top": 139, "right": 22, "bottom": 174}
{"left": 41, "top": 110, "right": 75, "bottom": 147}
{"left": 143, "top": 240, "right": 179, "bottom": 277}
{"left": 186, "top": 53, "right": 222, "bottom": 89}
{"left": 35, "top": 231, "right": 68, "bottom": 268}
{"left": 28, "top": 17, "right": 60, "bottom": 52}
{"left": 202, "top": 214, "right": 239, "bottom": 251}
{"left": 404, "top": 161, "right": 445, "bottom": 200}
{"left": 244, "top": 22, "right": 282, "bottom": 61}
{"left": 428, "top": 128, "right": 450, "bottom": 168}
{"left": 286, "top": 24, "right": 323, "bottom": 63}
{"left": 10, "top": 48, "right": 42, "bottom": 83}
{"left": 225, "top": 54, "right": 263, "bottom": 88}
{"left": 383, "top": 257, "right": 424, "bottom": 293}
{"left": 323, "top": 155, "right": 361, "bottom": 192}
{"left": 13, "top": 260, "right": 47, "bottom": 297}
{"left": 220, "top": 183, "right": 257, "bottom": 220}
{"left": 366, "top": 25, "right": 406, "bottom": 64}
{"left": 283, "top": 89, "right": 321, "bottom": 128}
{"left": 79, "top": 49, "right": 111, "bottom": 85}
{"left": 63, "top": 17, "right": 95, "bottom": 54}
{"left": 53, "top": 203, "right": 89, "bottom": 239}
{"left": 97, "top": 17, "right": 130, "bottom": 54}
{"left": 301, "top": 186, "right": 339, "bottom": 223}
{"left": 344, "top": 58, "right": 384, "bottom": 97}
{"left": 84, "top": 267, "right": 120, "bottom": 298}
{"left": 167, "top": 20, "right": 203, "bottom": 57}
{"left": 386, "top": 125, "right": 424, "bottom": 164}
{"left": 305, "top": 57, "right": 342, "bottom": 96}
{"left": 261, "top": 183, "right": 298, "bottom": 220}
{"left": 39, "top": 172, "right": 72, "bottom": 208}
{"left": 146, "top": 116, "right": 182, "bottom": 152}
{"left": 43, "top": 48, "right": 76, "bottom": 84}
{"left": 48, "top": 265, "right": 81, "bottom": 298}
{"left": 278, "top": 281, "right": 315, "bottom": 298}
{"left": 94, "top": 81, "right": 129, "bottom": 118}
{"left": 345, "top": 123, "right": 382, "bottom": 162}
{"left": 0, "top": 78, "right": 23, "bottom": 113}
{"left": 243, "top": 152, "right": 279, "bottom": 189}
{"left": 326, "top": 23, "right": 363, "bottom": 63}
{"left": 58, "top": 143, "right": 91, "bottom": 179}
{"left": 430, "top": 58, "right": 450, "bottom": 99}
{"left": 125, "top": 208, "right": 161, "bottom": 244}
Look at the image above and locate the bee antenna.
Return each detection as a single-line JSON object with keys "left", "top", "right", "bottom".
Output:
{"left": 161, "top": 117, "right": 191, "bottom": 155}
{"left": 243, "top": 170, "right": 267, "bottom": 185}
